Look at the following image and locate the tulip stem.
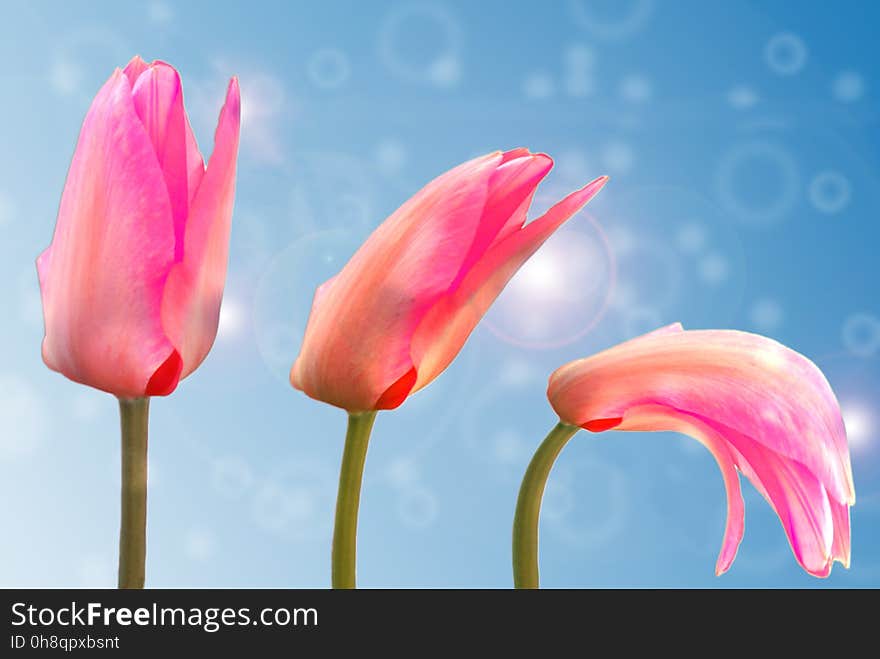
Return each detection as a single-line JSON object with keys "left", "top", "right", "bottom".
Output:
{"left": 118, "top": 397, "right": 149, "bottom": 589}
{"left": 332, "top": 411, "right": 377, "bottom": 589}
{"left": 513, "top": 421, "right": 580, "bottom": 589}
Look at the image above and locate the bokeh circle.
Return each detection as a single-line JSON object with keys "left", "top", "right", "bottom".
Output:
{"left": 306, "top": 48, "right": 351, "bottom": 90}
{"left": 378, "top": 3, "right": 463, "bottom": 88}
{"left": 841, "top": 313, "right": 880, "bottom": 358}
{"left": 716, "top": 141, "right": 800, "bottom": 226}
{"left": 253, "top": 229, "right": 365, "bottom": 382}
{"left": 568, "top": 0, "right": 655, "bottom": 41}
{"left": 542, "top": 454, "right": 630, "bottom": 550}
{"left": 808, "top": 170, "right": 852, "bottom": 215}
{"left": 832, "top": 71, "right": 866, "bottom": 103}
{"left": 397, "top": 486, "right": 439, "bottom": 529}
{"left": 765, "top": 32, "right": 808, "bottom": 76}
{"left": 250, "top": 458, "right": 336, "bottom": 542}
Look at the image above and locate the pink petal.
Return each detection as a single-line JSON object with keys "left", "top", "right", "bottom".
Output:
{"left": 717, "top": 422, "right": 834, "bottom": 577}
{"left": 410, "top": 176, "right": 609, "bottom": 391}
{"left": 304, "top": 275, "right": 338, "bottom": 320}
{"left": 38, "top": 69, "right": 179, "bottom": 397}
{"left": 122, "top": 55, "right": 149, "bottom": 85}
{"left": 184, "top": 111, "right": 205, "bottom": 205}
{"left": 36, "top": 247, "right": 52, "bottom": 302}
{"left": 547, "top": 325, "right": 854, "bottom": 577}
{"left": 130, "top": 61, "right": 189, "bottom": 259}
{"left": 548, "top": 327, "right": 854, "bottom": 506}
{"left": 161, "top": 77, "right": 240, "bottom": 378}
{"left": 124, "top": 57, "right": 204, "bottom": 206}
{"left": 290, "top": 152, "right": 502, "bottom": 411}
{"left": 449, "top": 153, "right": 553, "bottom": 292}
{"left": 620, "top": 405, "right": 745, "bottom": 576}
{"left": 491, "top": 151, "right": 556, "bottom": 244}
{"left": 290, "top": 275, "right": 338, "bottom": 393}
{"left": 620, "top": 407, "right": 835, "bottom": 576}
{"left": 500, "top": 147, "right": 531, "bottom": 163}
{"left": 830, "top": 498, "right": 851, "bottom": 568}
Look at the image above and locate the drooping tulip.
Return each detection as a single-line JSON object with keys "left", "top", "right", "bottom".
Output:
{"left": 36, "top": 56, "right": 240, "bottom": 589}
{"left": 291, "top": 149, "right": 608, "bottom": 412}
{"left": 290, "top": 149, "right": 608, "bottom": 587}
{"left": 513, "top": 323, "right": 853, "bottom": 587}
{"left": 38, "top": 56, "right": 241, "bottom": 398}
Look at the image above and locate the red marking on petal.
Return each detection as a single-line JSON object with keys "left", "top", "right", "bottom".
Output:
{"left": 582, "top": 417, "right": 623, "bottom": 432}
{"left": 374, "top": 367, "right": 418, "bottom": 410}
{"left": 145, "top": 350, "right": 183, "bottom": 397}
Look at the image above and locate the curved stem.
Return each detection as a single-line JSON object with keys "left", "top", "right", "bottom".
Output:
{"left": 332, "top": 411, "right": 377, "bottom": 589}
{"left": 117, "top": 397, "right": 150, "bottom": 589}
{"left": 513, "top": 421, "right": 579, "bottom": 589}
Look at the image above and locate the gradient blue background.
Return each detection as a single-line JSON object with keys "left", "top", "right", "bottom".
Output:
{"left": 1, "top": 0, "right": 877, "bottom": 587}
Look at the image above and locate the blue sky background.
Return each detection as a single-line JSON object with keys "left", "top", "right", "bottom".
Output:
{"left": 1, "top": 0, "right": 878, "bottom": 587}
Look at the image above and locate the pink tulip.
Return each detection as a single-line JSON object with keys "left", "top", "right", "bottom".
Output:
{"left": 547, "top": 323, "right": 854, "bottom": 577}
{"left": 37, "top": 56, "right": 241, "bottom": 398}
{"left": 291, "top": 149, "right": 608, "bottom": 412}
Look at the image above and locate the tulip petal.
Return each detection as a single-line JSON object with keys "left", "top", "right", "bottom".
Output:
{"left": 290, "top": 276, "right": 337, "bottom": 394}
{"left": 500, "top": 147, "right": 531, "bottom": 162}
{"left": 130, "top": 62, "right": 189, "bottom": 259}
{"left": 619, "top": 405, "right": 745, "bottom": 576}
{"left": 38, "top": 69, "right": 178, "bottom": 397}
{"left": 184, "top": 112, "right": 205, "bottom": 205}
{"left": 547, "top": 324, "right": 853, "bottom": 577}
{"left": 36, "top": 247, "right": 51, "bottom": 300}
{"left": 548, "top": 328, "right": 854, "bottom": 506}
{"left": 616, "top": 406, "right": 835, "bottom": 576}
{"left": 492, "top": 152, "right": 556, "bottom": 244}
{"left": 122, "top": 55, "right": 149, "bottom": 85}
{"left": 450, "top": 153, "right": 553, "bottom": 291}
{"left": 715, "top": 422, "right": 834, "bottom": 577}
{"left": 291, "top": 152, "right": 503, "bottom": 411}
{"left": 410, "top": 175, "right": 609, "bottom": 391}
{"left": 161, "top": 77, "right": 240, "bottom": 378}
{"left": 830, "top": 498, "right": 851, "bottom": 568}
{"left": 126, "top": 57, "right": 204, "bottom": 215}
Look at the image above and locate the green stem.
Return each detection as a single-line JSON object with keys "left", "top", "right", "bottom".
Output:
{"left": 332, "top": 411, "right": 377, "bottom": 589}
{"left": 117, "top": 397, "right": 149, "bottom": 589}
{"left": 513, "top": 421, "right": 580, "bottom": 589}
